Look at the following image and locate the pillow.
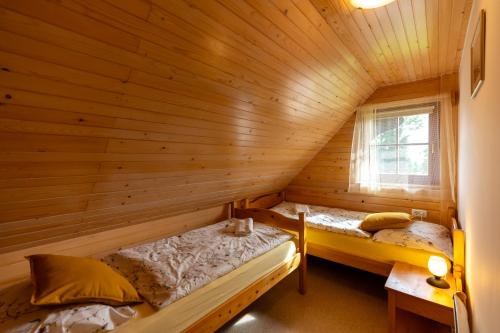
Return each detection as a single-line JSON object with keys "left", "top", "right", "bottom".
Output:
{"left": 293, "top": 203, "right": 310, "bottom": 215}
{"left": 360, "top": 212, "right": 413, "bottom": 232}
{"left": 27, "top": 254, "right": 141, "bottom": 306}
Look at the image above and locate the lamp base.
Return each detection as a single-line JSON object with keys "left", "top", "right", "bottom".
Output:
{"left": 426, "top": 276, "right": 450, "bottom": 289}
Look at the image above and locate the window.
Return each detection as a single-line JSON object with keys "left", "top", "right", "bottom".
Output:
{"left": 374, "top": 103, "right": 440, "bottom": 186}
{"left": 350, "top": 95, "right": 455, "bottom": 202}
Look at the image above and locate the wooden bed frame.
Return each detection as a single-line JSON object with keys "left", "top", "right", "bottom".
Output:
{"left": 0, "top": 202, "right": 306, "bottom": 333}
{"left": 234, "top": 191, "right": 465, "bottom": 292}
{"left": 231, "top": 199, "right": 308, "bottom": 295}
{"left": 184, "top": 249, "right": 301, "bottom": 333}
{"left": 183, "top": 201, "right": 307, "bottom": 333}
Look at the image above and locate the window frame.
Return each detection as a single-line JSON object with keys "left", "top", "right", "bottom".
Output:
{"left": 373, "top": 102, "right": 440, "bottom": 186}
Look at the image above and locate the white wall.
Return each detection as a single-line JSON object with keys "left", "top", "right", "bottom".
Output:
{"left": 458, "top": 1, "right": 500, "bottom": 332}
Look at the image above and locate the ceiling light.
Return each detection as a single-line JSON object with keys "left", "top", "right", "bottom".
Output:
{"left": 350, "top": 0, "right": 396, "bottom": 9}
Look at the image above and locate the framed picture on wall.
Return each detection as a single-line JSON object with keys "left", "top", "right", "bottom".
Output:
{"left": 471, "top": 9, "right": 486, "bottom": 98}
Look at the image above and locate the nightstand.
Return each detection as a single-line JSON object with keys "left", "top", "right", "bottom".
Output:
{"left": 385, "top": 262, "right": 456, "bottom": 333}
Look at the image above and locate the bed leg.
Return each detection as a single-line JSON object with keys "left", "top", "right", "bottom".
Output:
{"left": 299, "top": 255, "right": 307, "bottom": 295}
{"left": 298, "top": 212, "right": 307, "bottom": 295}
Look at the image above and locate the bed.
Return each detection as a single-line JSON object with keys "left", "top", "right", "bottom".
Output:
{"left": 0, "top": 209, "right": 307, "bottom": 333}
{"left": 233, "top": 192, "right": 465, "bottom": 292}
{"left": 113, "top": 240, "right": 298, "bottom": 333}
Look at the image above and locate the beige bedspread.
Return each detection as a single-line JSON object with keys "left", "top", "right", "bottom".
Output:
{"left": 115, "top": 241, "right": 297, "bottom": 333}
{"left": 271, "top": 201, "right": 371, "bottom": 238}
{"left": 104, "top": 220, "right": 293, "bottom": 309}
{"left": 271, "top": 201, "right": 452, "bottom": 259}
{"left": 372, "top": 221, "right": 453, "bottom": 259}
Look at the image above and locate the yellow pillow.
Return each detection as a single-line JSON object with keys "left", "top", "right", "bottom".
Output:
{"left": 27, "top": 254, "right": 141, "bottom": 306}
{"left": 360, "top": 212, "right": 413, "bottom": 232}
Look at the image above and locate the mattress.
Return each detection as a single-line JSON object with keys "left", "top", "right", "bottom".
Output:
{"left": 114, "top": 240, "right": 297, "bottom": 333}
{"left": 271, "top": 201, "right": 453, "bottom": 260}
{"left": 307, "top": 228, "right": 451, "bottom": 270}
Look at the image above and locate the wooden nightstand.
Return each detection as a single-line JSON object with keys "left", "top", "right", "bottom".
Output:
{"left": 385, "top": 262, "right": 456, "bottom": 333}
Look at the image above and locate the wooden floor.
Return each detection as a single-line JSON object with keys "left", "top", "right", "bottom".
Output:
{"left": 218, "top": 256, "right": 388, "bottom": 333}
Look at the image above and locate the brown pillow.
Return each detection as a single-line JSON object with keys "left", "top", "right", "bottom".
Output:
{"left": 28, "top": 254, "right": 142, "bottom": 306}
{"left": 360, "top": 212, "right": 413, "bottom": 232}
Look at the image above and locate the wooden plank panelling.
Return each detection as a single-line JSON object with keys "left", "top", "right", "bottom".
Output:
{"left": 311, "top": 0, "right": 472, "bottom": 85}
{"left": 0, "top": 0, "right": 373, "bottom": 253}
{"left": 0, "top": 1, "right": 470, "bottom": 253}
{"left": 0, "top": 205, "right": 227, "bottom": 287}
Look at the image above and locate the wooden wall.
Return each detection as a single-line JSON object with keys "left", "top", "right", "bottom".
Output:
{"left": 0, "top": 0, "right": 378, "bottom": 253}
{"left": 0, "top": 204, "right": 227, "bottom": 287}
{"left": 286, "top": 75, "right": 458, "bottom": 225}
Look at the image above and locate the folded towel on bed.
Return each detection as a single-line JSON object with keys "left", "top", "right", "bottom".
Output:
{"left": 293, "top": 203, "right": 310, "bottom": 215}
{"left": 228, "top": 217, "right": 253, "bottom": 236}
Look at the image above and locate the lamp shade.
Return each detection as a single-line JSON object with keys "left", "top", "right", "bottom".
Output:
{"left": 350, "top": 0, "right": 396, "bottom": 9}
{"left": 427, "top": 256, "right": 448, "bottom": 277}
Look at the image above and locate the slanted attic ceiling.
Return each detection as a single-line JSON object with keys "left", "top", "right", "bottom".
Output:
{"left": 0, "top": 0, "right": 470, "bottom": 252}
{"left": 312, "top": 0, "right": 472, "bottom": 85}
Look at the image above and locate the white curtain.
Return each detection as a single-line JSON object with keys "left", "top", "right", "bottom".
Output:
{"left": 349, "top": 93, "right": 457, "bottom": 207}
{"left": 349, "top": 104, "right": 379, "bottom": 193}
{"left": 439, "top": 93, "right": 457, "bottom": 204}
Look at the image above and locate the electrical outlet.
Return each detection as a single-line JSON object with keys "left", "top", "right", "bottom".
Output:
{"left": 411, "top": 209, "right": 428, "bottom": 218}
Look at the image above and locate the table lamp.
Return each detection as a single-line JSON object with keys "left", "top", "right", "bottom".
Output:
{"left": 426, "top": 255, "right": 450, "bottom": 289}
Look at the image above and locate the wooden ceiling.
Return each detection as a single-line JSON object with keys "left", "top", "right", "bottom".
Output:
{"left": 0, "top": 0, "right": 470, "bottom": 252}
{"left": 312, "top": 0, "right": 472, "bottom": 85}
